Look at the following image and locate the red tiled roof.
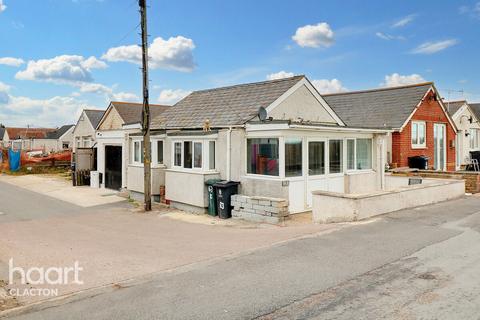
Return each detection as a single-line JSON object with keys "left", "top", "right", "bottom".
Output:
{"left": 6, "top": 127, "right": 57, "bottom": 139}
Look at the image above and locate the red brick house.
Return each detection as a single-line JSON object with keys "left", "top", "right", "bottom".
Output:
{"left": 324, "top": 83, "right": 458, "bottom": 171}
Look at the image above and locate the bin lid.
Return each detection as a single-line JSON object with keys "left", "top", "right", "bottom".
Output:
{"left": 214, "top": 181, "right": 240, "bottom": 188}
{"left": 205, "top": 178, "right": 223, "bottom": 186}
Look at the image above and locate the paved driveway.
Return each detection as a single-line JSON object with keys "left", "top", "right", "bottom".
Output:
{"left": 0, "top": 175, "right": 338, "bottom": 308}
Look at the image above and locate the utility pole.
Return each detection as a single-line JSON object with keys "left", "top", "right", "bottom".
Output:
{"left": 139, "top": 0, "right": 151, "bottom": 211}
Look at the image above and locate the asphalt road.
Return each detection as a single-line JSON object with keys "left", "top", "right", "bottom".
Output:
{"left": 0, "top": 180, "right": 85, "bottom": 222}
{"left": 3, "top": 181, "right": 480, "bottom": 319}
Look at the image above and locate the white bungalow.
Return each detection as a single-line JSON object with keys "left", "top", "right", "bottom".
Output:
{"left": 127, "top": 76, "right": 391, "bottom": 216}
{"left": 95, "top": 101, "right": 169, "bottom": 190}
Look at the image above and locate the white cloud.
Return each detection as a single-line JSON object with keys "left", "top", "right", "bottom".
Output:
{"left": 266, "top": 71, "right": 295, "bottom": 80}
{"left": 375, "top": 32, "right": 405, "bottom": 41}
{"left": 311, "top": 79, "right": 347, "bottom": 94}
{"left": 292, "top": 22, "right": 334, "bottom": 48}
{"left": 0, "top": 0, "right": 6, "bottom": 12}
{"left": 459, "top": 2, "right": 480, "bottom": 18}
{"left": 392, "top": 14, "right": 416, "bottom": 28}
{"left": 0, "top": 94, "right": 93, "bottom": 127}
{"left": 382, "top": 73, "right": 426, "bottom": 87}
{"left": 0, "top": 81, "right": 10, "bottom": 104}
{"left": 157, "top": 89, "right": 191, "bottom": 104}
{"left": 15, "top": 55, "right": 107, "bottom": 84}
{"left": 0, "top": 57, "right": 25, "bottom": 67}
{"left": 77, "top": 82, "right": 139, "bottom": 102}
{"left": 102, "top": 36, "right": 196, "bottom": 72}
{"left": 411, "top": 39, "right": 458, "bottom": 54}
{"left": 111, "top": 92, "right": 139, "bottom": 102}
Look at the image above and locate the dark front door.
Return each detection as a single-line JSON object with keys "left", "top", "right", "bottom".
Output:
{"left": 105, "top": 146, "right": 122, "bottom": 190}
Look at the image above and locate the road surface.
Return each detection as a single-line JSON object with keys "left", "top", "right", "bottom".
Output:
{"left": 1, "top": 180, "right": 480, "bottom": 319}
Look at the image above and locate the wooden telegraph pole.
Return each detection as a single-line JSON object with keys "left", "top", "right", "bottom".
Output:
{"left": 139, "top": 0, "right": 152, "bottom": 211}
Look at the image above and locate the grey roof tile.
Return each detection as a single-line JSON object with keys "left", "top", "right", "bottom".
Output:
{"left": 323, "top": 83, "right": 433, "bottom": 129}
{"left": 445, "top": 100, "right": 466, "bottom": 116}
{"left": 84, "top": 109, "right": 105, "bottom": 129}
{"left": 470, "top": 103, "right": 480, "bottom": 121}
{"left": 110, "top": 102, "right": 171, "bottom": 125}
{"left": 151, "top": 76, "right": 305, "bottom": 129}
{"left": 46, "top": 125, "right": 74, "bottom": 139}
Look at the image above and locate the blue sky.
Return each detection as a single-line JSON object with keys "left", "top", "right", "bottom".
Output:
{"left": 0, "top": 0, "right": 479, "bottom": 127}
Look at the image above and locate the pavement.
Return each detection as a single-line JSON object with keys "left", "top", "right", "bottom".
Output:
{"left": 0, "top": 174, "right": 125, "bottom": 207}
{"left": 0, "top": 175, "right": 339, "bottom": 308}
{"left": 3, "top": 195, "right": 480, "bottom": 319}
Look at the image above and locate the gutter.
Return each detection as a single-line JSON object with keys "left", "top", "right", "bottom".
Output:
{"left": 289, "top": 124, "right": 393, "bottom": 134}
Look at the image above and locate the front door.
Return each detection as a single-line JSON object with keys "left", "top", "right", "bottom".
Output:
{"left": 433, "top": 123, "right": 446, "bottom": 171}
{"left": 288, "top": 139, "right": 327, "bottom": 212}
{"left": 306, "top": 139, "right": 327, "bottom": 208}
{"left": 105, "top": 145, "right": 122, "bottom": 190}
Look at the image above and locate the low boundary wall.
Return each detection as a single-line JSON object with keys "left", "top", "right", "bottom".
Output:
{"left": 391, "top": 170, "right": 480, "bottom": 193}
{"left": 312, "top": 178, "right": 465, "bottom": 223}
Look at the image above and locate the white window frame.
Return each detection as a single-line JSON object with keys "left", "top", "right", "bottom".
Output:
{"left": 469, "top": 128, "right": 480, "bottom": 150}
{"left": 131, "top": 137, "right": 164, "bottom": 167}
{"left": 155, "top": 139, "right": 164, "bottom": 165}
{"left": 131, "top": 139, "right": 143, "bottom": 165}
{"left": 171, "top": 139, "right": 216, "bottom": 172}
{"left": 346, "top": 138, "right": 356, "bottom": 171}
{"left": 411, "top": 121, "right": 426, "bottom": 149}
{"left": 307, "top": 138, "right": 327, "bottom": 177}
{"left": 354, "top": 138, "right": 373, "bottom": 171}
{"left": 245, "top": 136, "right": 282, "bottom": 178}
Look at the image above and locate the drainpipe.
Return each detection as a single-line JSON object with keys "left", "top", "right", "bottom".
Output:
{"left": 380, "top": 135, "right": 386, "bottom": 190}
{"left": 226, "top": 127, "right": 232, "bottom": 181}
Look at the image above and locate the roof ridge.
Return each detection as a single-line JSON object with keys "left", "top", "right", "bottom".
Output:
{"left": 111, "top": 101, "right": 170, "bottom": 107}
{"left": 323, "top": 82, "right": 434, "bottom": 96}
{"left": 192, "top": 75, "right": 305, "bottom": 94}
{"left": 445, "top": 100, "right": 467, "bottom": 103}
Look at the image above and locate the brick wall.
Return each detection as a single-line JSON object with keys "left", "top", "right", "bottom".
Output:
{"left": 391, "top": 90, "right": 456, "bottom": 171}
{"left": 392, "top": 170, "right": 480, "bottom": 193}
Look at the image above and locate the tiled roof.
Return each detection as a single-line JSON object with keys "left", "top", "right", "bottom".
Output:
{"left": 5, "top": 127, "right": 56, "bottom": 139}
{"left": 445, "top": 100, "right": 466, "bottom": 116}
{"left": 110, "top": 102, "right": 171, "bottom": 125}
{"left": 84, "top": 109, "right": 105, "bottom": 129}
{"left": 470, "top": 103, "right": 480, "bottom": 121}
{"left": 46, "top": 125, "right": 74, "bottom": 139}
{"left": 323, "top": 83, "right": 433, "bottom": 129}
{"left": 151, "top": 75, "right": 305, "bottom": 129}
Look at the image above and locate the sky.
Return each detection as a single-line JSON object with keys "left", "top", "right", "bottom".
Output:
{"left": 0, "top": 0, "right": 479, "bottom": 127}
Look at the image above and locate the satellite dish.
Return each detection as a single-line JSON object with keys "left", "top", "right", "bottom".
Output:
{"left": 258, "top": 107, "right": 268, "bottom": 121}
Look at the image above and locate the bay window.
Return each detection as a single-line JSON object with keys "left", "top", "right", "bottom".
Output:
{"left": 247, "top": 138, "right": 279, "bottom": 176}
{"left": 411, "top": 121, "right": 426, "bottom": 148}
{"left": 183, "top": 141, "right": 192, "bottom": 168}
{"left": 329, "top": 140, "right": 343, "bottom": 174}
{"left": 209, "top": 141, "right": 215, "bottom": 170}
{"left": 285, "top": 138, "right": 302, "bottom": 177}
{"left": 174, "top": 142, "right": 182, "bottom": 166}
{"left": 172, "top": 140, "right": 215, "bottom": 171}
{"left": 346, "top": 138, "right": 373, "bottom": 171}
{"left": 194, "top": 142, "right": 202, "bottom": 168}
{"left": 356, "top": 139, "right": 372, "bottom": 170}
